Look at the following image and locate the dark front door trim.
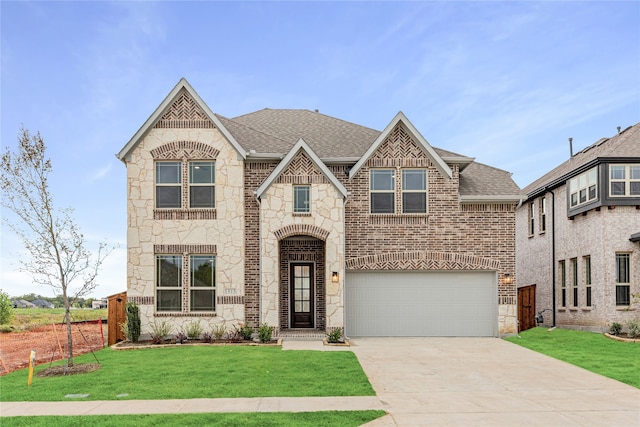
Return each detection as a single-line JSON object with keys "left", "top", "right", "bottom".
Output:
{"left": 290, "top": 262, "right": 315, "bottom": 328}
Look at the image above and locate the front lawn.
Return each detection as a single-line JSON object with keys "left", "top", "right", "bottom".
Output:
{"left": 1, "top": 411, "right": 387, "bottom": 427}
{"left": 506, "top": 327, "right": 640, "bottom": 388}
{"left": 1, "top": 345, "right": 375, "bottom": 401}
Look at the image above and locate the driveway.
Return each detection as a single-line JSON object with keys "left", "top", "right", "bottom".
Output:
{"left": 351, "top": 337, "right": 640, "bottom": 427}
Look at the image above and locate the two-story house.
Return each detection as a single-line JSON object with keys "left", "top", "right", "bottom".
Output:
{"left": 516, "top": 123, "right": 640, "bottom": 332}
{"left": 117, "top": 78, "right": 521, "bottom": 338}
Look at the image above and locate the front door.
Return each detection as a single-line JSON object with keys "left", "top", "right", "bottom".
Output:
{"left": 290, "top": 263, "right": 314, "bottom": 328}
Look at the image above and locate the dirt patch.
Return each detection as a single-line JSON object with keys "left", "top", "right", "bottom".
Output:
{"left": 0, "top": 321, "right": 106, "bottom": 375}
{"left": 37, "top": 363, "right": 101, "bottom": 377}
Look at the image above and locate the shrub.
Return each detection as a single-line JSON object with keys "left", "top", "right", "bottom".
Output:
{"left": 124, "top": 302, "right": 141, "bottom": 342}
{"left": 150, "top": 320, "right": 172, "bottom": 344}
{"left": 225, "top": 325, "right": 242, "bottom": 343}
{"left": 626, "top": 319, "right": 640, "bottom": 338}
{"left": 257, "top": 323, "right": 274, "bottom": 343}
{"left": 175, "top": 330, "right": 188, "bottom": 344}
{"left": 326, "top": 327, "right": 344, "bottom": 343}
{"left": 201, "top": 331, "right": 213, "bottom": 343}
{"left": 212, "top": 322, "right": 226, "bottom": 341}
{"left": 185, "top": 320, "right": 204, "bottom": 340}
{"left": 0, "top": 290, "right": 15, "bottom": 325}
{"left": 239, "top": 323, "right": 254, "bottom": 340}
{"left": 609, "top": 322, "right": 622, "bottom": 335}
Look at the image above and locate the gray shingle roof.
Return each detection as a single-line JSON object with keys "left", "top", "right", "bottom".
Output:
{"left": 221, "top": 108, "right": 520, "bottom": 197}
{"left": 523, "top": 122, "right": 640, "bottom": 197}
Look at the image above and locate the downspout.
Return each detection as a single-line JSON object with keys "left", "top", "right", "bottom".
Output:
{"left": 254, "top": 191, "right": 262, "bottom": 326}
{"left": 550, "top": 189, "right": 556, "bottom": 327}
{"left": 342, "top": 191, "right": 349, "bottom": 337}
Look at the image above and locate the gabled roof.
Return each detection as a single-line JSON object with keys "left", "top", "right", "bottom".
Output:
{"left": 348, "top": 112, "right": 453, "bottom": 180}
{"left": 523, "top": 122, "right": 640, "bottom": 199}
{"left": 117, "top": 78, "right": 246, "bottom": 161}
{"left": 256, "top": 138, "right": 348, "bottom": 199}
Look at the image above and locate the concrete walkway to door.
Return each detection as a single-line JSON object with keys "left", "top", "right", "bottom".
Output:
{"left": 352, "top": 337, "right": 640, "bottom": 427}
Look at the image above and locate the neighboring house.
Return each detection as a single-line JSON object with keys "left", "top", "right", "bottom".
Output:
{"left": 12, "top": 300, "right": 36, "bottom": 308}
{"left": 516, "top": 123, "right": 640, "bottom": 332}
{"left": 92, "top": 299, "right": 108, "bottom": 309}
{"left": 117, "top": 78, "right": 521, "bottom": 338}
{"left": 32, "top": 299, "right": 54, "bottom": 309}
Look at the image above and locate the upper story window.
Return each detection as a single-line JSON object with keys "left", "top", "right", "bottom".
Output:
{"left": 401, "top": 170, "right": 427, "bottom": 214}
{"left": 156, "top": 162, "right": 182, "bottom": 208}
{"left": 189, "top": 162, "right": 215, "bottom": 208}
{"left": 569, "top": 167, "right": 597, "bottom": 208}
{"left": 370, "top": 170, "right": 395, "bottom": 214}
{"left": 528, "top": 202, "right": 535, "bottom": 235}
{"left": 293, "top": 185, "right": 311, "bottom": 214}
{"left": 610, "top": 164, "right": 640, "bottom": 197}
{"left": 540, "top": 197, "right": 546, "bottom": 233}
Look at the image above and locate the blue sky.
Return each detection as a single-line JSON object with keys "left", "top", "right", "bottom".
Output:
{"left": 1, "top": 1, "right": 639, "bottom": 299}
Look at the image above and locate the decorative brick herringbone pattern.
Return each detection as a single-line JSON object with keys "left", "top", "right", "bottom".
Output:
{"left": 150, "top": 141, "right": 219, "bottom": 160}
{"left": 276, "top": 151, "right": 329, "bottom": 185}
{"left": 368, "top": 123, "right": 431, "bottom": 168}
{"left": 154, "top": 89, "right": 215, "bottom": 128}
{"left": 346, "top": 251, "right": 500, "bottom": 270}
{"left": 274, "top": 224, "right": 330, "bottom": 241}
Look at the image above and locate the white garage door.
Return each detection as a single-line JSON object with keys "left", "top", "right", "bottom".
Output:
{"left": 345, "top": 271, "right": 497, "bottom": 337}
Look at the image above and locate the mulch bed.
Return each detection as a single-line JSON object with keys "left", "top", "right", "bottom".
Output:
{"left": 36, "top": 363, "right": 101, "bottom": 377}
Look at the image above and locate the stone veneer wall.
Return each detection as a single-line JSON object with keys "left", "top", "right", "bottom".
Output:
{"left": 517, "top": 186, "right": 640, "bottom": 332}
{"left": 126, "top": 127, "right": 246, "bottom": 337}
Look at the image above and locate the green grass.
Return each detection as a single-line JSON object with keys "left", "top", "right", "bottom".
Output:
{"left": 0, "top": 411, "right": 387, "bottom": 427}
{"left": 3, "top": 308, "right": 107, "bottom": 331}
{"left": 506, "top": 327, "right": 640, "bottom": 388}
{"left": 1, "top": 345, "right": 375, "bottom": 401}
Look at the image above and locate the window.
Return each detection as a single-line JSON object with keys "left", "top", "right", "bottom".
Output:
{"left": 293, "top": 185, "right": 310, "bottom": 213}
{"left": 156, "top": 254, "right": 216, "bottom": 312}
{"left": 559, "top": 260, "right": 566, "bottom": 307}
{"left": 584, "top": 256, "right": 591, "bottom": 307}
{"left": 571, "top": 258, "right": 578, "bottom": 307}
{"left": 190, "top": 255, "right": 216, "bottom": 311}
{"left": 189, "top": 162, "right": 215, "bottom": 208}
{"left": 156, "top": 255, "right": 182, "bottom": 311}
{"left": 402, "top": 170, "right": 427, "bottom": 213}
{"left": 569, "top": 167, "right": 597, "bottom": 208}
{"left": 616, "top": 253, "right": 630, "bottom": 306}
{"left": 370, "top": 170, "right": 395, "bottom": 214}
{"left": 540, "top": 197, "right": 546, "bottom": 232}
{"left": 156, "top": 162, "right": 182, "bottom": 208}
{"left": 610, "top": 164, "right": 640, "bottom": 197}
{"left": 528, "top": 202, "right": 535, "bottom": 235}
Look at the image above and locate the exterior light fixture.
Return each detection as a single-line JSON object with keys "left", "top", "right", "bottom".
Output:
{"left": 503, "top": 273, "right": 514, "bottom": 285}
{"left": 331, "top": 271, "right": 339, "bottom": 283}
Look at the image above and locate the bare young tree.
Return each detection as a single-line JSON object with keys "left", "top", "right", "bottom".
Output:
{"left": 1, "top": 128, "right": 112, "bottom": 367}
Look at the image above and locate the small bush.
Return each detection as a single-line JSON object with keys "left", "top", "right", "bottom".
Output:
{"left": 0, "top": 290, "right": 15, "bottom": 325}
{"left": 185, "top": 320, "right": 204, "bottom": 340}
{"left": 201, "top": 331, "right": 213, "bottom": 343}
{"left": 212, "top": 322, "right": 226, "bottom": 341}
{"left": 609, "top": 322, "right": 622, "bottom": 335}
{"left": 626, "top": 319, "right": 640, "bottom": 338}
{"left": 150, "top": 320, "right": 172, "bottom": 344}
{"left": 124, "top": 302, "right": 141, "bottom": 342}
{"left": 175, "top": 330, "right": 188, "bottom": 344}
{"left": 326, "top": 327, "right": 344, "bottom": 343}
{"left": 225, "top": 325, "right": 242, "bottom": 343}
{"left": 239, "top": 323, "right": 254, "bottom": 340}
{"left": 257, "top": 323, "right": 274, "bottom": 343}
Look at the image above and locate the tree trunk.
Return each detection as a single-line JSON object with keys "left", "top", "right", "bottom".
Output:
{"left": 63, "top": 289, "right": 74, "bottom": 367}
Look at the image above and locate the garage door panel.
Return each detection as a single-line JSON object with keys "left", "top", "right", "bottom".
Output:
{"left": 345, "top": 271, "right": 497, "bottom": 337}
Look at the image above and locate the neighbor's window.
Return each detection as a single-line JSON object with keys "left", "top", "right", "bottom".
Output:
{"left": 293, "top": 185, "right": 310, "bottom": 213}
{"left": 615, "top": 253, "right": 630, "bottom": 306}
{"left": 610, "top": 164, "right": 640, "bottom": 197}
{"left": 156, "top": 162, "right": 182, "bottom": 208}
{"left": 540, "top": 197, "right": 546, "bottom": 233}
{"left": 584, "top": 256, "right": 591, "bottom": 307}
{"left": 190, "top": 255, "right": 216, "bottom": 311}
{"left": 156, "top": 255, "right": 183, "bottom": 311}
{"left": 571, "top": 258, "right": 578, "bottom": 307}
{"left": 370, "top": 170, "right": 395, "bottom": 214}
{"left": 560, "top": 260, "right": 566, "bottom": 307}
{"left": 189, "top": 161, "right": 215, "bottom": 208}
{"left": 569, "top": 167, "right": 597, "bottom": 208}
{"left": 402, "top": 170, "right": 427, "bottom": 213}
{"left": 528, "top": 202, "right": 535, "bottom": 235}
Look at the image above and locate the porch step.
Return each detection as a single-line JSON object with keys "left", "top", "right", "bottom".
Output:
{"left": 276, "top": 329, "right": 326, "bottom": 340}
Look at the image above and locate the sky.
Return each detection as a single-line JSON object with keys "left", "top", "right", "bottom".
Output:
{"left": 1, "top": 1, "right": 639, "bottom": 299}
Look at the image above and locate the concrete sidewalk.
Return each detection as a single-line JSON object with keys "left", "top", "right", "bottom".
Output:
{"left": 0, "top": 396, "right": 384, "bottom": 417}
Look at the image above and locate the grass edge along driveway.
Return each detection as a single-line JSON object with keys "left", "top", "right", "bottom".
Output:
{"left": 505, "top": 327, "right": 640, "bottom": 388}
{"left": 1, "top": 345, "right": 375, "bottom": 401}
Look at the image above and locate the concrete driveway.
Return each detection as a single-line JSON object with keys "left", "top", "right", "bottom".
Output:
{"left": 351, "top": 337, "right": 640, "bottom": 427}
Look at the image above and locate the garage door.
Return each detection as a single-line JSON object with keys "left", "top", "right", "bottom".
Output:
{"left": 345, "top": 271, "right": 497, "bottom": 337}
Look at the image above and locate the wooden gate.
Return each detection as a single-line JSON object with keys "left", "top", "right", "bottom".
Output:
{"left": 518, "top": 285, "right": 536, "bottom": 332}
{"left": 107, "top": 291, "right": 127, "bottom": 346}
